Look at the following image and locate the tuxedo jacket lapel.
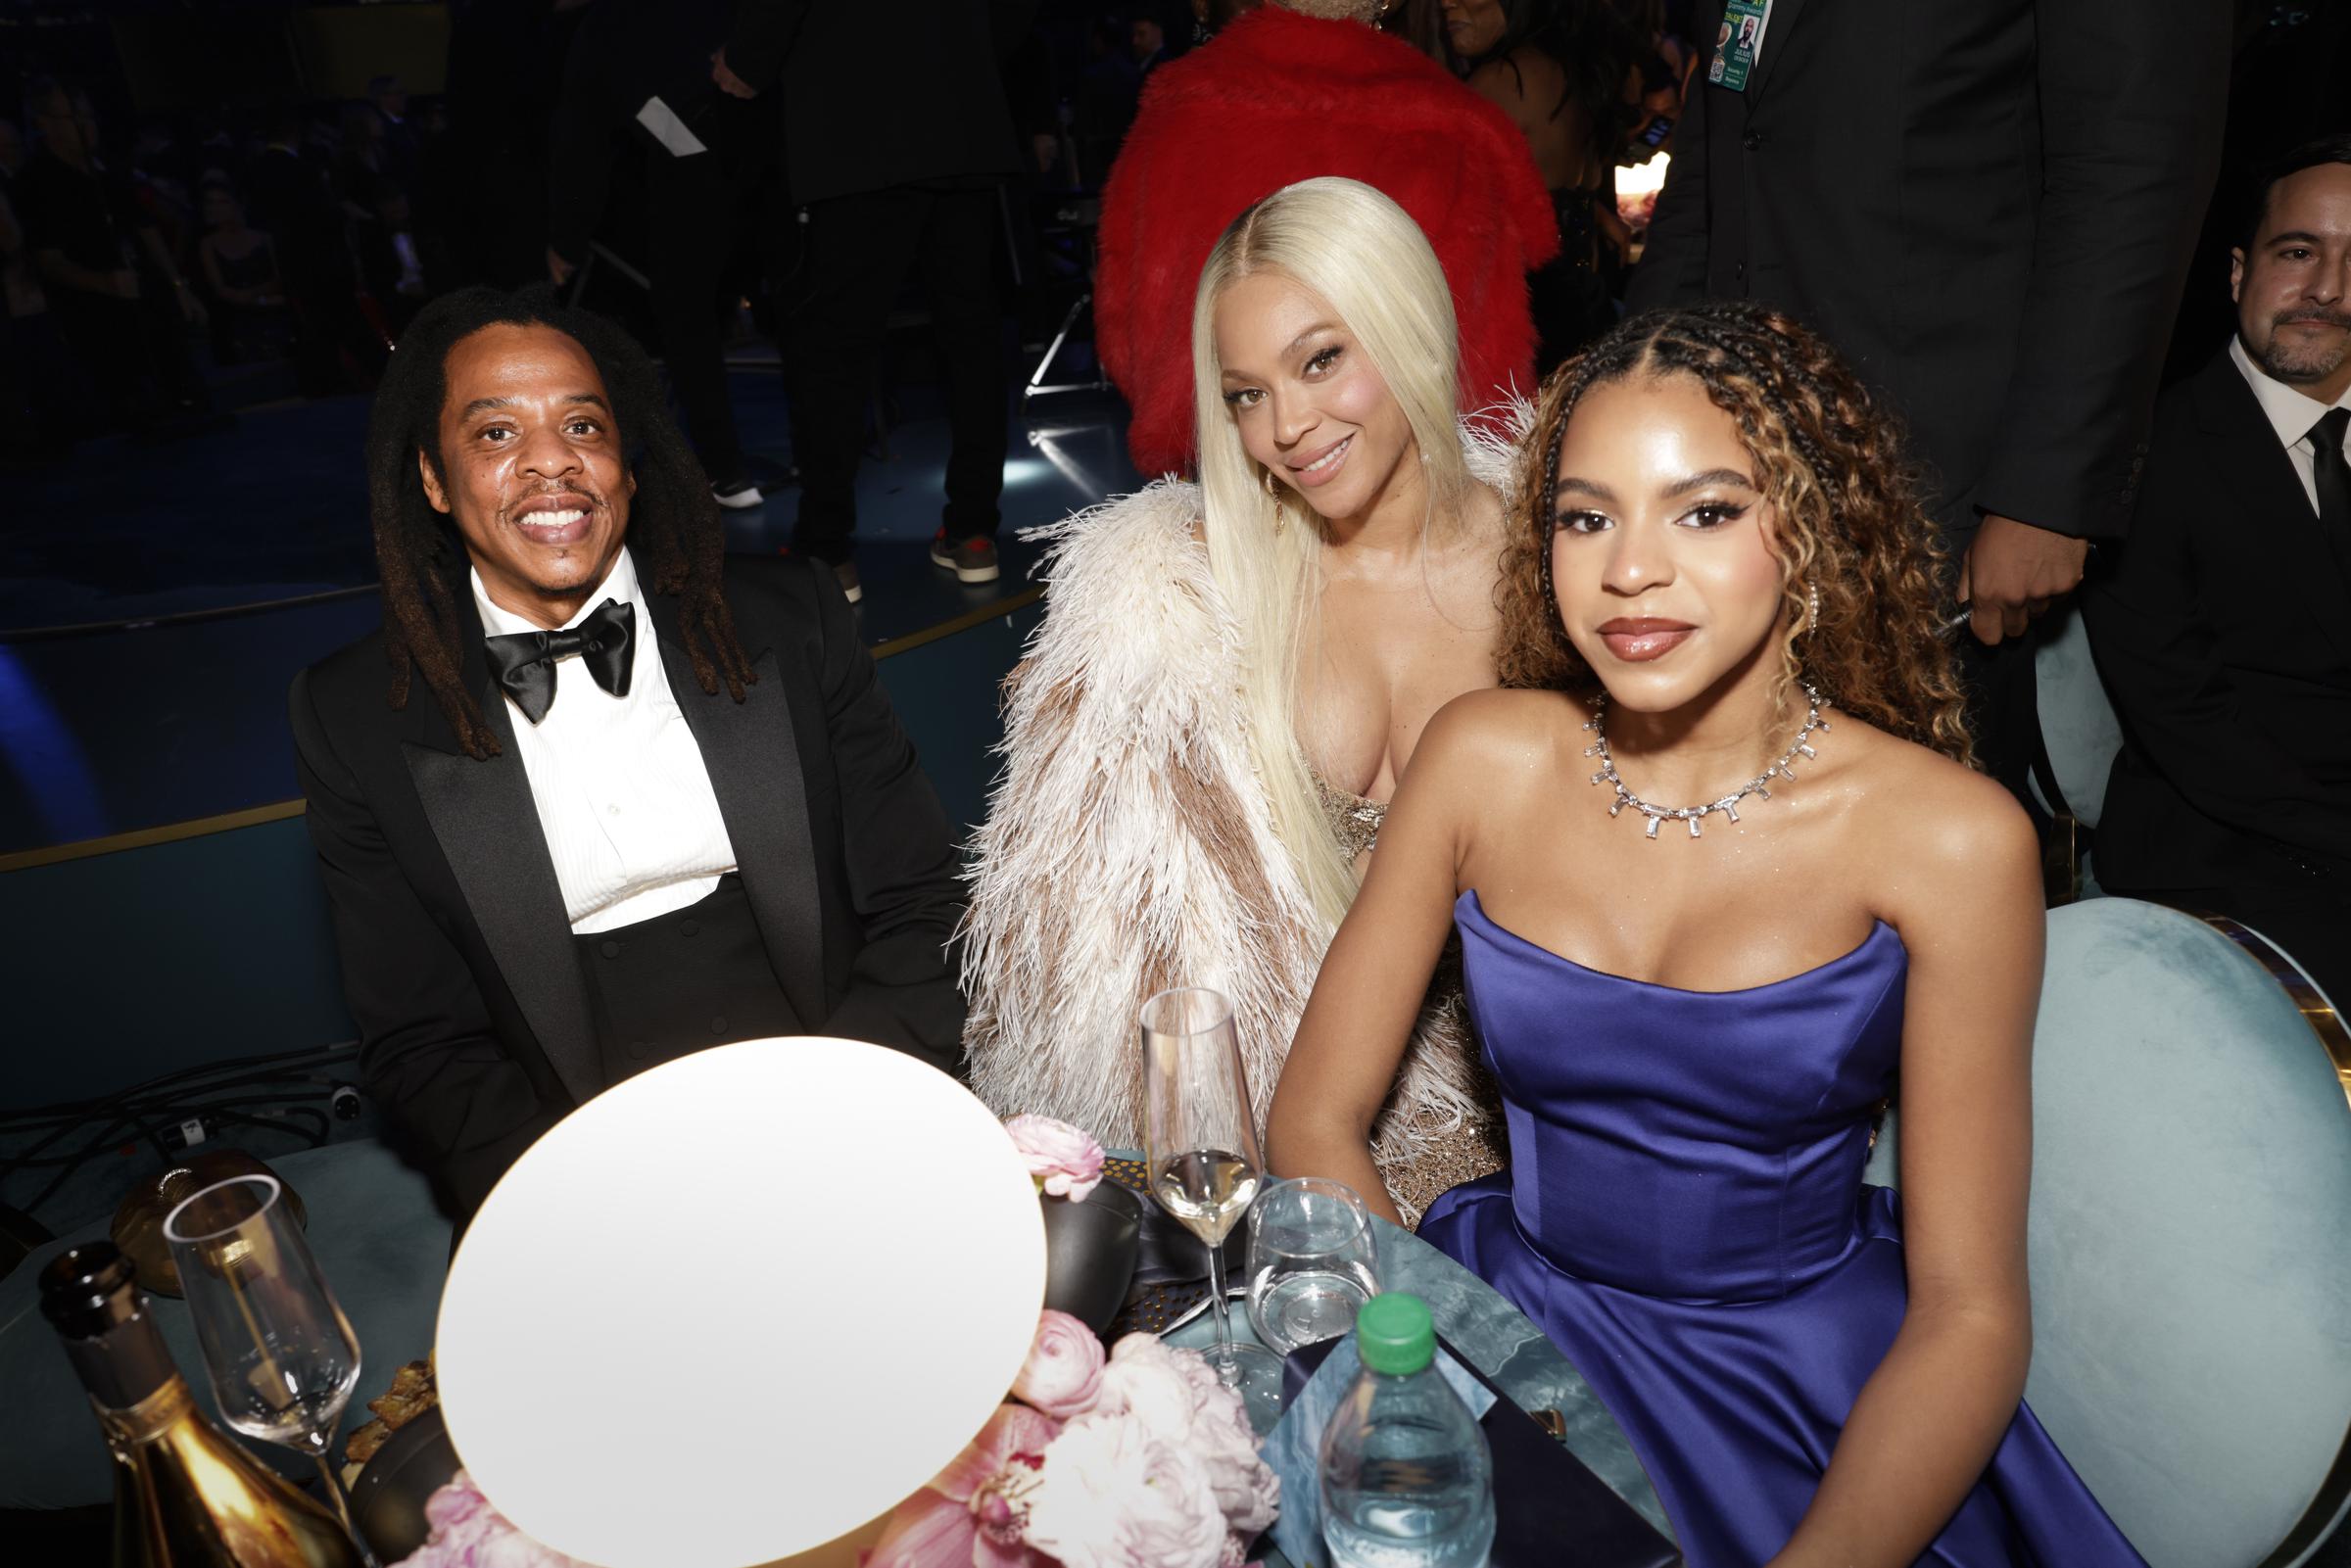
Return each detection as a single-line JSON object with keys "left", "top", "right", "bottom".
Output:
{"left": 648, "top": 597, "right": 828, "bottom": 1026}
{"left": 2193, "top": 355, "right": 2351, "bottom": 667}
{"left": 404, "top": 596, "right": 601, "bottom": 1105}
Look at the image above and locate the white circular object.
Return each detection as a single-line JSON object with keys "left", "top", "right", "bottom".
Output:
{"left": 437, "top": 1038, "right": 1046, "bottom": 1567}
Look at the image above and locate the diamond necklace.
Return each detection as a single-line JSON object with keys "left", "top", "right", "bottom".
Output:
{"left": 1583, "top": 683, "right": 1831, "bottom": 840}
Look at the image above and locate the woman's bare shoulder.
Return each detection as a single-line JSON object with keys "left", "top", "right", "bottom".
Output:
{"left": 1417, "top": 688, "right": 1586, "bottom": 778}
{"left": 1836, "top": 723, "right": 2038, "bottom": 912}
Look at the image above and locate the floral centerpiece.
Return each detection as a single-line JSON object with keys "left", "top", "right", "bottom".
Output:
{"left": 864, "top": 1309, "right": 1279, "bottom": 1568}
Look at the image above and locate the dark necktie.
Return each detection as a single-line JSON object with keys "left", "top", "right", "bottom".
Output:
{"left": 2310, "top": 407, "right": 2351, "bottom": 590}
{"left": 483, "top": 598, "right": 635, "bottom": 725}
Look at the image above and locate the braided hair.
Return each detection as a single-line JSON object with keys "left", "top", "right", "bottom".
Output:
{"left": 1497, "top": 301, "right": 1974, "bottom": 765}
{"left": 365, "top": 285, "right": 754, "bottom": 760}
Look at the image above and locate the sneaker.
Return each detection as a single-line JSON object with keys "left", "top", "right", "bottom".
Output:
{"left": 832, "top": 560, "right": 863, "bottom": 604}
{"left": 930, "top": 530, "right": 1001, "bottom": 584}
{"left": 711, "top": 477, "right": 765, "bottom": 509}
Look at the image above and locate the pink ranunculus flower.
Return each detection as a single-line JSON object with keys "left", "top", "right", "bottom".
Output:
{"left": 1014, "top": 1308, "right": 1108, "bottom": 1418}
{"left": 1004, "top": 1115, "right": 1106, "bottom": 1202}
{"left": 861, "top": 1404, "right": 1063, "bottom": 1568}
{"left": 1023, "top": 1413, "right": 1227, "bottom": 1568}
{"left": 1090, "top": 1337, "right": 1277, "bottom": 1540}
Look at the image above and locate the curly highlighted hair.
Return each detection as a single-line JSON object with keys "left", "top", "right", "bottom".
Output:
{"left": 1497, "top": 302, "right": 1974, "bottom": 765}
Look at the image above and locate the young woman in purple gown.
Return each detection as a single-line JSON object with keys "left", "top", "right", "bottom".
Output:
{"left": 1267, "top": 303, "right": 2147, "bottom": 1567}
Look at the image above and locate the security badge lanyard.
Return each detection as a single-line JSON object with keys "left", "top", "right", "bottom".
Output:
{"left": 1709, "top": 0, "right": 1771, "bottom": 92}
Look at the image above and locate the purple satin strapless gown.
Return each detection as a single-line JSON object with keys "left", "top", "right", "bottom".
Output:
{"left": 1421, "top": 891, "right": 2146, "bottom": 1568}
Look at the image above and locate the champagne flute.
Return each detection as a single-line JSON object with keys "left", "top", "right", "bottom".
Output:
{"left": 1140, "top": 986, "right": 1284, "bottom": 1432}
{"left": 1246, "top": 1176, "right": 1379, "bottom": 1354}
{"left": 165, "top": 1174, "right": 380, "bottom": 1567}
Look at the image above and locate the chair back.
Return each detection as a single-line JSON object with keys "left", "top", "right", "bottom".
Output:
{"left": 2034, "top": 602, "right": 2126, "bottom": 829}
{"left": 1865, "top": 899, "right": 2351, "bottom": 1567}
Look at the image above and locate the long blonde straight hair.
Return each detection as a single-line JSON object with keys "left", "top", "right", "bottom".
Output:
{"left": 1189, "top": 176, "right": 1472, "bottom": 928}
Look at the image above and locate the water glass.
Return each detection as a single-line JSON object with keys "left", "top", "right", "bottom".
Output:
{"left": 1247, "top": 1176, "right": 1379, "bottom": 1354}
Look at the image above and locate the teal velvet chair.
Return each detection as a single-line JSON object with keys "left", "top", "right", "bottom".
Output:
{"left": 2033, "top": 601, "right": 2126, "bottom": 832}
{"left": 1866, "top": 898, "right": 2351, "bottom": 1566}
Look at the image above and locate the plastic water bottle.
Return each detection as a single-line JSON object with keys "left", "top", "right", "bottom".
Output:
{"left": 1319, "top": 1292, "right": 1497, "bottom": 1568}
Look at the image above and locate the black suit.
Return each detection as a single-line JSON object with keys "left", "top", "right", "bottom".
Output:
{"left": 1630, "top": 0, "right": 2227, "bottom": 545}
{"left": 2085, "top": 348, "right": 2351, "bottom": 1003}
{"left": 291, "top": 553, "right": 967, "bottom": 1213}
{"left": 722, "top": 0, "right": 1034, "bottom": 559}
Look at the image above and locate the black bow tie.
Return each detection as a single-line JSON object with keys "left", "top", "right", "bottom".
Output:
{"left": 483, "top": 598, "right": 635, "bottom": 725}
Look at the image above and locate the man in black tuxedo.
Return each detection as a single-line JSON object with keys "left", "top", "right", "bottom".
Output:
{"left": 1628, "top": 1, "right": 2228, "bottom": 787}
{"left": 2086, "top": 138, "right": 2351, "bottom": 1006}
{"left": 291, "top": 287, "right": 967, "bottom": 1216}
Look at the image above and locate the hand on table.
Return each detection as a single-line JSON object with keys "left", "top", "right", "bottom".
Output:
{"left": 1957, "top": 513, "right": 2089, "bottom": 645}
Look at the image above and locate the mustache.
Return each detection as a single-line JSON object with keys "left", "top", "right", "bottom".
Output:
{"left": 506, "top": 483, "right": 605, "bottom": 510}
{"left": 2275, "top": 308, "right": 2351, "bottom": 330}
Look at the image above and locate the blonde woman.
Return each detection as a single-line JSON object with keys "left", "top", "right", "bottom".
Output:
{"left": 962, "top": 178, "right": 1521, "bottom": 1221}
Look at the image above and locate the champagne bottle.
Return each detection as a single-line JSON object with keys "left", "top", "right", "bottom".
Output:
{"left": 40, "top": 1242, "right": 366, "bottom": 1567}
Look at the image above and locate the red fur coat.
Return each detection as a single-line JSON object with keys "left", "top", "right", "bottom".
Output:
{"left": 1094, "top": 7, "right": 1559, "bottom": 478}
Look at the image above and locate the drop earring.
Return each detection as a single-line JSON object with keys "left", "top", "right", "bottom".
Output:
{"left": 1806, "top": 581, "right": 1821, "bottom": 636}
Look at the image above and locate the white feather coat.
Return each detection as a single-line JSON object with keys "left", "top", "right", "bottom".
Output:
{"left": 960, "top": 421, "right": 1524, "bottom": 1216}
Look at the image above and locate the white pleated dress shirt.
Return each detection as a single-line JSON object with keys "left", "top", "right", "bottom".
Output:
{"left": 2231, "top": 335, "right": 2351, "bottom": 515}
{"left": 471, "top": 549, "right": 739, "bottom": 934}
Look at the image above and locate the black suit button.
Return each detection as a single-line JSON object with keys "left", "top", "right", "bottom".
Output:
{"left": 627, "top": 1038, "right": 650, "bottom": 1060}
{"left": 600, "top": 940, "right": 622, "bottom": 959}
{"left": 680, "top": 920, "right": 699, "bottom": 938}
{"left": 709, "top": 1015, "right": 731, "bottom": 1036}
{"left": 1743, "top": 130, "right": 1764, "bottom": 151}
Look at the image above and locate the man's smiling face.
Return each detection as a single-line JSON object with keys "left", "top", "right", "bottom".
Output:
{"left": 419, "top": 321, "right": 636, "bottom": 629}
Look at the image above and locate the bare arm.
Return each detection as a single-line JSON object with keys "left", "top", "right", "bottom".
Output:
{"left": 1267, "top": 700, "right": 1489, "bottom": 1226}
{"left": 1768, "top": 773, "right": 2042, "bottom": 1567}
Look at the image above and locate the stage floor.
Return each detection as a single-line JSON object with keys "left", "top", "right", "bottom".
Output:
{"left": 0, "top": 364, "right": 1140, "bottom": 858}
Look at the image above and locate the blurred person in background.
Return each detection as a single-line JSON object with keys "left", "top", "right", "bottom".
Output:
{"left": 714, "top": 0, "right": 1034, "bottom": 601}
{"left": 1628, "top": 1, "right": 2228, "bottom": 804}
{"left": 550, "top": 0, "right": 769, "bottom": 512}
{"left": 194, "top": 178, "right": 283, "bottom": 365}
{"left": 1094, "top": 0, "right": 1556, "bottom": 479}
{"left": 15, "top": 77, "right": 210, "bottom": 432}
{"left": 1445, "top": 0, "right": 1642, "bottom": 369}
{"left": 0, "top": 156, "right": 72, "bottom": 462}
{"left": 247, "top": 106, "right": 372, "bottom": 394}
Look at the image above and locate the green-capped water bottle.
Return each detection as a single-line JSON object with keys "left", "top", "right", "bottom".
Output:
{"left": 1318, "top": 1292, "right": 1496, "bottom": 1568}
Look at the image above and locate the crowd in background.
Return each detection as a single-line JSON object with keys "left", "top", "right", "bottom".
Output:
{"left": 0, "top": 0, "right": 1705, "bottom": 469}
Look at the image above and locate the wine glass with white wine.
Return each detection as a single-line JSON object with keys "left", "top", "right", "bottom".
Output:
{"left": 1140, "top": 985, "right": 1284, "bottom": 1433}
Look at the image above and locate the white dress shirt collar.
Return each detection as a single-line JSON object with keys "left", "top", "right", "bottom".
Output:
{"left": 470, "top": 546, "right": 643, "bottom": 644}
{"left": 2230, "top": 334, "right": 2351, "bottom": 449}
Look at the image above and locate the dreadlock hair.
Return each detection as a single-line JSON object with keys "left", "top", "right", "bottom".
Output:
{"left": 366, "top": 284, "right": 754, "bottom": 760}
{"left": 1496, "top": 301, "right": 1975, "bottom": 766}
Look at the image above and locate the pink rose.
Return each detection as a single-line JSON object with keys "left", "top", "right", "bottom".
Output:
{"left": 1024, "top": 1414, "right": 1227, "bottom": 1568}
{"left": 1014, "top": 1309, "right": 1107, "bottom": 1418}
{"left": 1004, "top": 1115, "right": 1106, "bottom": 1202}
